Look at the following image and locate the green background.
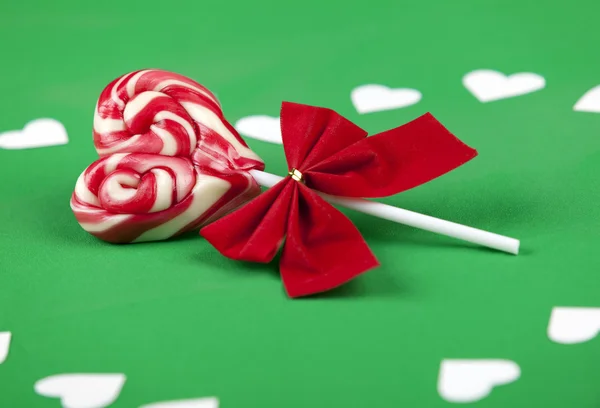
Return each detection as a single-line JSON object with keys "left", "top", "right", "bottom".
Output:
{"left": 1, "top": 0, "right": 599, "bottom": 406}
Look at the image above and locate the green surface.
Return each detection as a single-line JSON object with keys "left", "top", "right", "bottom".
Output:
{"left": 1, "top": 0, "right": 599, "bottom": 406}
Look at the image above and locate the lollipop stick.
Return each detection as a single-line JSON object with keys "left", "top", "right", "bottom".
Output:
{"left": 249, "top": 169, "right": 520, "bottom": 255}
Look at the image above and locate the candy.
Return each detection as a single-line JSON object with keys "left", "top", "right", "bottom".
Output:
{"left": 71, "top": 69, "right": 265, "bottom": 243}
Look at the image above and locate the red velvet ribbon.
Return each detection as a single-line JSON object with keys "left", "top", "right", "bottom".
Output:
{"left": 201, "top": 102, "right": 477, "bottom": 297}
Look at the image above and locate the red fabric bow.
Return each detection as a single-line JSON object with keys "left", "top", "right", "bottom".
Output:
{"left": 201, "top": 102, "right": 477, "bottom": 297}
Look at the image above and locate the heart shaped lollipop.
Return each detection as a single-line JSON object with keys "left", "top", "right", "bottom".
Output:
{"left": 73, "top": 69, "right": 520, "bottom": 298}
{"left": 71, "top": 69, "right": 265, "bottom": 243}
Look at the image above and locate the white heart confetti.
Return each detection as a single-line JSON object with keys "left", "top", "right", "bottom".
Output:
{"left": 351, "top": 84, "right": 422, "bottom": 114}
{"left": 235, "top": 115, "right": 282, "bottom": 144}
{"left": 548, "top": 306, "right": 600, "bottom": 344}
{"left": 438, "top": 359, "right": 520, "bottom": 403}
{"left": 573, "top": 85, "right": 600, "bottom": 113}
{"left": 34, "top": 373, "right": 126, "bottom": 408}
{"left": 0, "top": 332, "right": 11, "bottom": 364}
{"left": 463, "top": 70, "right": 545, "bottom": 102}
{"left": 0, "top": 118, "right": 68, "bottom": 149}
{"left": 140, "top": 397, "right": 219, "bottom": 408}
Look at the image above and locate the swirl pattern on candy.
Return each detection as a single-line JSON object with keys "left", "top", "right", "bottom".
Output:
{"left": 71, "top": 69, "right": 265, "bottom": 243}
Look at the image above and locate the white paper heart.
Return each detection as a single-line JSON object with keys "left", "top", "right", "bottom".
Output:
{"left": 463, "top": 70, "right": 545, "bottom": 102}
{"left": 0, "top": 331, "right": 11, "bottom": 364}
{"left": 140, "top": 397, "right": 219, "bottom": 408}
{"left": 351, "top": 84, "right": 422, "bottom": 114}
{"left": 548, "top": 306, "right": 600, "bottom": 344}
{"left": 0, "top": 118, "right": 68, "bottom": 149}
{"left": 234, "top": 115, "right": 282, "bottom": 144}
{"left": 34, "top": 373, "right": 126, "bottom": 408}
{"left": 573, "top": 86, "right": 600, "bottom": 113}
{"left": 438, "top": 359, "right": 520, "bottom": 403}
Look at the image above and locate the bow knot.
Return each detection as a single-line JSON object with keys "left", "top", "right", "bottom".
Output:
{"left": 201, "top": 101, "right": 477, "bottom": 297}
{"left": 288, "top": 168, "right": 305, "bottom": 183}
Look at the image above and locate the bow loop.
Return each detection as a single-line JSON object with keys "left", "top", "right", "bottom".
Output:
{"left": 305, "top": 112, "right": 478, "bottom": 197}
{"left": 201, "top": 179, "right": 293, "bottom": 263}
{"left": 281, "top": 183, "right": 379, "bottom": 297}
{"left": 281, "top": 102, "right": 367, "bottom": 171}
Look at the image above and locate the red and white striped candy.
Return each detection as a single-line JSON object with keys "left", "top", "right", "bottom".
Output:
{"left": 71, "top": 69, "right": 264, "bottom": 243}
{"left": 93, "top": 69, "right": 263, "bottom": 170}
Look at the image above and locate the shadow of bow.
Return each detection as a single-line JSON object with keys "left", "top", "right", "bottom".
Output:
{"left": 299, "top": 269, "right": 409, "bottom": 300}
{"left": 192, "top": 243, "right": 409, "bottom": 300}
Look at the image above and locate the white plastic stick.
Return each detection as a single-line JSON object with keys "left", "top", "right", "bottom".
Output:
{"left": 249, "top": 169, "right": 520, "bottom": 255}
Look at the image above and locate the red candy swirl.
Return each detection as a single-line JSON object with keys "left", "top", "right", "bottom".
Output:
{"left": 71, "top": 69, "right": 264, "bottom": 243}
